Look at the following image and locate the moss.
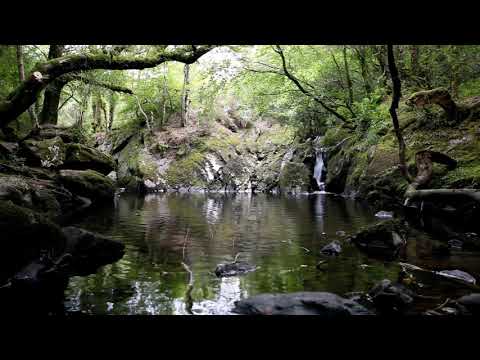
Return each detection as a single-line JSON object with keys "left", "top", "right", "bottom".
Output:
{"left": 164, "top": 151, "right": 206, "bottom": 188}
{"left": 64, "top": 143, "right": 115, "bottom": 175}
{"left": 279, "top": 162, "right": 310, "bottom": 191}
{"left": 58, "top": 169, "right": 115, "bottom": 200}
{"left": 441, "top": 163, "right": 480, "bottom": 188}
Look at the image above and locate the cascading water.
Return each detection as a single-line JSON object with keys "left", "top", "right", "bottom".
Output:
{"left": 313, "top": 137, "right": 326, "bottom": 192}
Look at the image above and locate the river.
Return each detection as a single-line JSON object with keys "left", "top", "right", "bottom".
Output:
{"left": 64, "top": 192, "right": 480, "bottom": 315}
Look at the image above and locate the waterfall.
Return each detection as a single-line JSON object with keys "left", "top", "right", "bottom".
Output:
{"left": 313, "top": 136, "right": 326, "bottom": 192}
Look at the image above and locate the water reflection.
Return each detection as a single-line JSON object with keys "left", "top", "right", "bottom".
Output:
{"left": 65, "top": 193, "right": 411, "bottom": 315}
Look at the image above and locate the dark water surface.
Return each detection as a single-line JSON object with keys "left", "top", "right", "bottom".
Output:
{"left": 65, "top": 192, "right": 480, "bottom": 315}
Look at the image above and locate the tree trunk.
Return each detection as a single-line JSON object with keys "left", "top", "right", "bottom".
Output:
{"left": 355, "top": 46, "right": 372, "bottom": 96}
{"left": 181, "top": 63, "right": 190, "bottom": 127}
{"left": 15, "top": 45, "right": 38, "bottom": 127}
{"left": 387, "top": 45, "right": 410, "bottom": 181}
{"left": 40, "top": 45, "right": 65, "bottom": 125}
{"left": 0, "top": 45, "right": 214, "bottom": 128}
{"left": 343, "top": 46, "right": 354, "bottom": 106}
{"left": 108, "top": 93, "right": 116, "bottom": 132}
{"left": 161, "top": 63, "right": 169, "bottom": 128}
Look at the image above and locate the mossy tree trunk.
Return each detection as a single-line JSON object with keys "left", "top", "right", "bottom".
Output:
{"left": 39, "top": 45, "right": 65, "bottom": 125}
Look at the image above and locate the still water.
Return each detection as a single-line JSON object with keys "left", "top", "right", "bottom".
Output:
{"left": 64, "top": 192, "right": 480, "bottom": 315}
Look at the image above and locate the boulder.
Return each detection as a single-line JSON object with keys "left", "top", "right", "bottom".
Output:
{"left": 64, "top": 143, "right": 115, "bottom": 175}
{"left": 215, "top": 261, "right": 257, "bottom": 277}
{"left": 435, "top": 270, "right": 476, "bottom": 285}
{"left": 233, "top": 292, "right": 373, "bottom": 316}
{"left": 368, "top": 279, "right": 415, "bottom": 314}
{"left": 58, "top": 169, "right": 115, "bottom": 201}
{"left": 456, "top": 293, "right": 480, "bottom": 314}
{"left": 20, "top": 136, "right": 66, "bottom": 168}
{"left": 320, "top": 240, "right": 342, "bottom": 256}
{"left": 32, "top": 125, "right": 76, "bottom": 143}
{"left": 0, "top": 201, "right": 66, "bottom": 283}
{"left": 0, "top": 173, "right": 87, "bottom": 219}
{"left": 349, "top": 219, "right": 407, "bottom": 259}
{"left": 59, "top": 226, "right": 125, "bottom": 276}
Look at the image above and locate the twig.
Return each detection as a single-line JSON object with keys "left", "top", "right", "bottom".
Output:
{"left": 182, "top": 227, "right": 190, "bottom": 261}
{"left": 432, "top": 298, "right": 451, "bottom": 312}
{"left": 233, "top": 253, "right": 241, "bottom": 263}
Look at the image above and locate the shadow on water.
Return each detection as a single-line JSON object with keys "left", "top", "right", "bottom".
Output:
{"left": 64, "top": 192, "right": 480, "bottom": 315}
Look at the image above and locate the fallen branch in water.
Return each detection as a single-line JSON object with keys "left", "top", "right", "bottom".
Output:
{"left": 281, "top": 240, "right": 310, "bottom": 253}
{"left": 182, "top": 227, "right": 190, "bottom": 261}
{"left": 181, "top": 261, "right": 194, "bottom": 315}
{"left": 432, "top": 297, "right": 451, "bottom": 312}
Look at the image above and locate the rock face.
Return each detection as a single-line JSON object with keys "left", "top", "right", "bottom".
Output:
{"left": 58, "top": 169, "right": 115, "bottom": 201}
{"left": 233, "top": 292, "right": 373, "bottom": 315}
{"left": 349, "top": 219, "right": 408, "bottom": 259}
{"left": 64, "top": 143, "right": 115, "bottom": 175}
{"left": 215, "top": 261, "right": 257, "bottom": 277}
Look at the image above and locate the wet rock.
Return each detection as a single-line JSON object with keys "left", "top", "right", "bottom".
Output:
{"left": 64, "top": 143, "right": 115, "bottom": 175}
{"left": 233, "top": 292, "right": 373, "bottom": 316}
{"left": 58, "top": 169, "right": 115, "bottom": 201}
{"left": 320, "top": 240, "right": 342, "bottom": 256}
{"left": 0, "top": 142, "right": 19, "bottom": 159}
{"left": 375, "top": 210, "right": 394, "bottom": 218}
{"left": 349, "top": 219, "right": 407, "bottom": 259}
{"left": 20, "top": 136, "right": 66, "bottom": 168}
{"left": 107, "top": 171, "right": 117, "bottom": 182}
{"left": 215, "top": 261, "right": 256, "bottom": 277}
{"left": 60, "top": 226, "right": 125, "bottom": 276}
{"left": 448, "top": 239, "right": 463, "bottom": 250}
{"left": 336, "top": 230, "right": 346, "bottom": 237}
{"left": 435, "top": 270, "right": 476, "bottom": 285}
{"left": 368, "top": 279, "right": 415, "bottom": 314}
{"left": 461, "top": 232, "right": 480, "bottom": 251}
{"left": 456, "top": 293, "right": 480, "bottom": 314}
{"left": 0, "top": 200, "right": 66, "bottom": 284}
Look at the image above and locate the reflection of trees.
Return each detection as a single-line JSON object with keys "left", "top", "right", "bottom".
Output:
{"left": 66, "top": 192, "right": 391, "bottom": 315}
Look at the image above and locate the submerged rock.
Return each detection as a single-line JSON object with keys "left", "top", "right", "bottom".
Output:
{"left": 349, "top": 219, "right": 408, "bottom": 259}
{"left": 233, "top": 292, "right": 373, "bottom": 315}
{"left": 320, "top": 240, "right": 342, "bottom": 256}
{"left": 215, "top": 261, "right": 256, "bottom": 277}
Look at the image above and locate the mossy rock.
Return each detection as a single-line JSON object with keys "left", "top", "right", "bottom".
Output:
{"left": 64, "top": 143, "right": 115, "bottom": 175}
{"left": 349, "top": 219, "right": 408, "bottom": 259}
{"left": 279, "top": 161, "right": 310, "bottom": 192}
{"left": 58, "top": 169, "right": 115, "bottom": 201}
{"left": 20, "top": 136, "right": 66, "bottom": 168}
{"left": 0, "top": 200, "right": 66, "bottom": 282}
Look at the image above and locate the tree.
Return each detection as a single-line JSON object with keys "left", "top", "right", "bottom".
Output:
{"left": 15, "top": 45, "right": 38, "bottom": 127}
{"left": 386, "top": 45, "right": 480, "bottom": 205}
{"left": 180, "top": 63, "right": 190, "bottom": 127}
{"left": 0, "top": 45, "right": 215, "bottom": 129}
